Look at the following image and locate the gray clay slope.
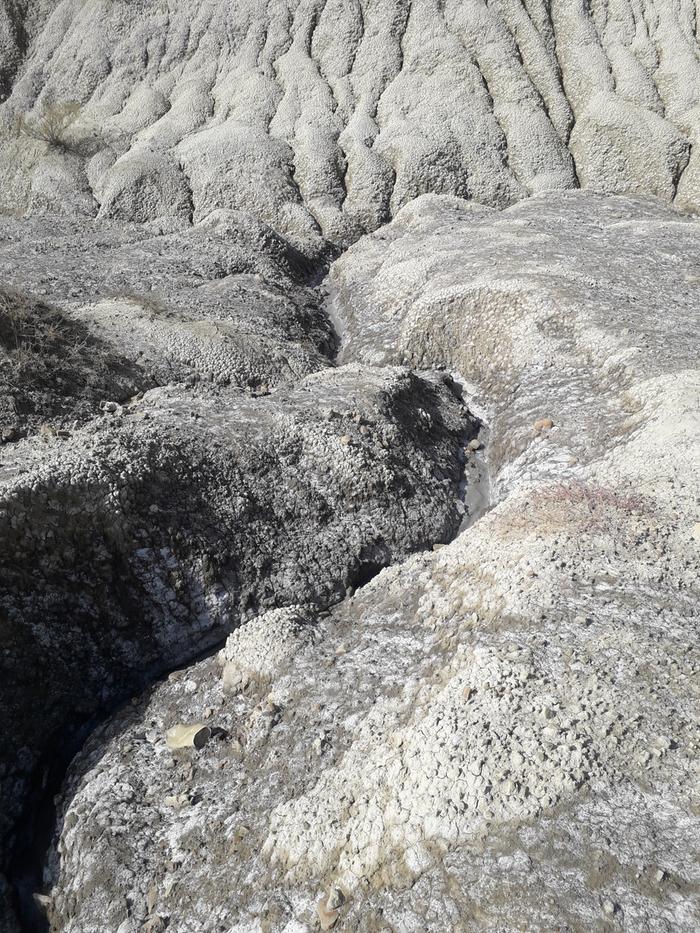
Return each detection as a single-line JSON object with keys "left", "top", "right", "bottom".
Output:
{"left": 0, "top": 2, "right": 698, "bottom": 933}
{"left": 0, "top": 0, "right": 699, "bottom": 243}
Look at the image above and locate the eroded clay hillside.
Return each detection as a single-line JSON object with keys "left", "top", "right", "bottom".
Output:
{"left": 0, "top": 2, "right": 699, "bottom": 933}
{"left": 0, "top": 0, "right": 699, "bottom": 245}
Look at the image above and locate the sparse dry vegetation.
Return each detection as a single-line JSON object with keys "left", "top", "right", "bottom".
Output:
{"left": 0, "top": 286, "right": 84, "bottom": 361}
{"left": 541, "top": 478, "right": 649, "bottom": 511}
{"left": 495, "top": 478, "right": 656, "bottom": 538}
{"left": 0, "top": 287, "right": 148, "bottom": 438}
{"left": 14, "top": 100, "right": 105, "bottom": 157}
{"left": 109, "top": 290, "right": 172, "bottom": 319}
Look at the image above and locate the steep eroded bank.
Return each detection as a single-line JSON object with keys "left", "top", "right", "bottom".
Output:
{"left": 1, "top": 0, "right": 700, "bottom": 239}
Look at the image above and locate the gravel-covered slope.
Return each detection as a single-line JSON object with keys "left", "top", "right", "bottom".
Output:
{"left": 0, "top": 2, "right": 699, "bottom": 929}
{"left": 330, "top": 189, "right": 700, "bottom": 487}
{"left": 0, "top": 0, "right": 699, "bottom": 244}
{"left": 0, "top": 210, "right": 332, "bottom": 443}
{"left": 37, "top": 193, "right": 700, "bottom": 932}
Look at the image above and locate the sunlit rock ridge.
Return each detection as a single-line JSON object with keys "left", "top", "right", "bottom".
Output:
{"left": 0, "top": 0, "right": 699, "bottom": 246}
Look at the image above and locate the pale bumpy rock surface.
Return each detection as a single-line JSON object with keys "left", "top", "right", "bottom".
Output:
{"left": 39, "top": 194, "right": 700, "bottom": 933}
{"left": 0, "top": 209, "right": 332, "bottom": 432}
{"left": 0, "top": 193, "right": 479, "bottom": 928}
{"left": 1, "top": 0, "right": 700, "bottom": 248}
{"left": 219, "top": 606, "right": 317, "bottom": 693}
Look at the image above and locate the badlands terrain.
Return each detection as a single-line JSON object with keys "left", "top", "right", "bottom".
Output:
{"left": 0, "top": 1, "right": 699, "bottom": 932}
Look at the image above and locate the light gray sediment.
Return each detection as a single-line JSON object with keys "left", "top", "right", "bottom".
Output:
{"left": 19, "top": 192, "right": 700, "bottom": 933}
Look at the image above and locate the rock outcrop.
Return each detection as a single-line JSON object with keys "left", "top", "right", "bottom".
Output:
{"left": 0, "top": 347, "right": 475, "bottom": 930}
{"left": 0, "top": 2, "right": 699, "bottom": 932}
{"left": 0, "top": 207, "right": 479, "bottom": 932}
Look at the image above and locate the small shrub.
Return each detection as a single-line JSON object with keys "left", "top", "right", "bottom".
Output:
{"left": 15, "top": 100, "right": 104, "bottom": 157}
{"left": 0, "top": 287, "right": 148, "bottom": 436}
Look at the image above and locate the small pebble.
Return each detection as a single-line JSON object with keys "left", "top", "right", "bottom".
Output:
{"left": 317, "top": 897, "right": 340, "bottom": 930}
{"left": 326, "top": 888, "right": 345, "bottom": 910}
{"left": 100, "top": 401, "right": 120, "bottom": 414}
{"left": 533, "top": 417, "right": 555, "bottom": 432}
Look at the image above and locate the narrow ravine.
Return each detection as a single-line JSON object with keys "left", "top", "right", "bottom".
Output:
{"left": 7, "top": 254, "right": 493, "bottom": 933}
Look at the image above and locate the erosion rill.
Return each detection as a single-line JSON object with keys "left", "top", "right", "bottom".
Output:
{"left": 0, "top": 2, "right": 699, "bottom": 932}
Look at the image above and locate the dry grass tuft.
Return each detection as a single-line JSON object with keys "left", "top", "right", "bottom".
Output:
{"left": 494, "top": 479, "right": 655, "bottom": 538}
{"left": 0, "top": 287, "right": 148, "bottom": 437}
{"left": 14, "top": 100, "right": 105, "bottom": 157}
{"left": 0, "top": 287, "right": 87, "bottom": 373}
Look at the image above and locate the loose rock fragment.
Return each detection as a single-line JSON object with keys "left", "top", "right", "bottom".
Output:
{"left": 317, "top": 894, "right": 341, "bottom": 930}
{"left": 165, "top": 724, "right": 211, "bottom": 750}
{"left": 533, "top": 417, "right": 555, "bottom": 433}
{"left": 220, "top": 607, "right": 315, "bottom": 693}
{"left": 163, "top": 793, "right": 191, "bottom": 810}
{"left": 327, "top": 888, "right": 345, "bottom": 910}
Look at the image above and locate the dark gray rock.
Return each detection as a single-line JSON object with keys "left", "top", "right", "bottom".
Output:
{"left": 0, "top": 356, "right": 474, "bottom": 927}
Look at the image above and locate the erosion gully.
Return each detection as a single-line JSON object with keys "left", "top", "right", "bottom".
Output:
{"left": 8, "top": 270, "right": 492, "bottom": 933}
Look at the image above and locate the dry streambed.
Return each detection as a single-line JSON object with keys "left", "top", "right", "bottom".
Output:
{"left": 0, "top": 210, "right": 481, "bottom": 932}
